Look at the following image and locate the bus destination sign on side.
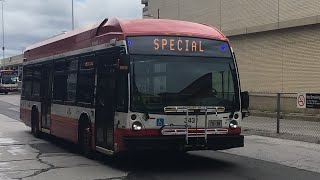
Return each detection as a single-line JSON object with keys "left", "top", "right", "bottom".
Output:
{"left": 127, "top": 36, "right": 232, "bottom": 58}
{"left": 0, "top": 71, "right": 15, "bottom": 75}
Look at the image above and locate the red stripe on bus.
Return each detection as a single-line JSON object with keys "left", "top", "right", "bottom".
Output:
{"left": 20, "top": 108, "right": 32, "bottom": 127}
{"left": 114, "top": 127, "right": 241, "bottom": 152}
{"left": 51, "top": 114, "right": 79, "bottom": 143}
{"left": 20, "top": 108, "right": 97, "bottom": 147}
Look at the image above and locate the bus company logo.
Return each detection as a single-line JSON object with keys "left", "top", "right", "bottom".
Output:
{"left": 153, "top": 38, "right": 204, "bottom": 53}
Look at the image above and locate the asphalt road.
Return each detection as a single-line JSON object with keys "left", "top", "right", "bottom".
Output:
{"left": 0, "top": 93, "right": 320, "bottom": 180}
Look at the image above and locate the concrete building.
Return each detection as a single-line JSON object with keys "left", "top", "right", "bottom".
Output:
{"left": 142, "top": 0, "right": 320, "bottom": 94}
{"left": 142, "top": 0, "right": 320, "bottom": 114}
{"left": 0, "top": 54, "right": 23, "bottom": 79}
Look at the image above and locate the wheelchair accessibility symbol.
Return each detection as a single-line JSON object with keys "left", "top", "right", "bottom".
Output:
{"left": 156, "top": 118, "right": 164, "bottom": 126}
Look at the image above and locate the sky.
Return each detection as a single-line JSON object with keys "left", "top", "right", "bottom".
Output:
{"left": 1, "top": 0, "right": 144, "bottom": 58}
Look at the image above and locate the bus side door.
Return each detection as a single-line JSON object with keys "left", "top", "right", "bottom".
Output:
{"left": 95, "top": 49, "right": 119, "bottom": 150}
{"left": 40, "top": 63, "right": 53, "bottom": 130}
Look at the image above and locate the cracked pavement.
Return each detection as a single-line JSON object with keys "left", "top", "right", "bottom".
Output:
{"left": 0, "top": 95, "right": 127, "bottom": 180}
{"left": 1, "top": 94, "right": 320, "bottom": 180}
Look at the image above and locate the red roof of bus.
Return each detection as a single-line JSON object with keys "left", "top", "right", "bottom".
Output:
{"left": 24, "top": 18, "right": 228, "bottom": 61}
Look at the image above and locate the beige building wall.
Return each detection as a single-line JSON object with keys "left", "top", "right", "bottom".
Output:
{"left": 144, "top": 0, "right": 320, "bottom": 36}
{"left": 142, "top": 0, "right": 320, "bottom": 93}
{"left": 0, "top": 54, "right": 23, "bottom": 67}
{"left": 231, "top": 24, "right": 320, "bottom": 93}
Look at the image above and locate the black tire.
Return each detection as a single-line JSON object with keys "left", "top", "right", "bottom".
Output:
{"left": 79, "top": 119, "right": 93, "bottom": 158}
{"left": 31, "top": 109, "right": 41, "bottom": 138}
{"left": 4, "top": 92, "right": 8, "bottom": 95}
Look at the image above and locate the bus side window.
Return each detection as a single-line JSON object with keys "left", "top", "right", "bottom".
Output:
{"left": 22, "top": 66, "right": 33, "bottom": 98}
{"left": 77, "top": 55, "right": 95, "bottom": 105}
{"left": 66, "top": 58, "right": 78, "bottom": 102}
{"left": 32, "top": 66, "right": 41, "bottom": 97}
{"left": 53, "top": 60, "right": 67, "bottom": 103}
{"left": 116, "top": 71, "right": 128, "bottom": 112}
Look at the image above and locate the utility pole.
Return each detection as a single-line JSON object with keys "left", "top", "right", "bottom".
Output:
{"left": 1, "top": 0, "right": 5, "bottom": 60}
{"left": 72, "top": 0, "right": 74, "bottom": 30}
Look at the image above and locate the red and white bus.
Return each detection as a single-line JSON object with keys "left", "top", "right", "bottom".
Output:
{"left": 20, "top": 18, "right": 249, "bottom": 156}
{"left": 0, "top": 70, "right": 18, "bottom": 94}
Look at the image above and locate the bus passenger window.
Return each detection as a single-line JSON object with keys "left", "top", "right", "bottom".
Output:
{"left": 77, "top": 55, "right": 95, "bottom": 105}
{"left": 53, "top": 60, "right": 67, "bottom": 102}
{"left": 116, "top": 73, "right": 128, "bottom": 112}
{"left": 32, "top": 67, "right": 41, "bottom": 96}
{"left": 53, "top": 74, "right": 67, "bottom": 101}
{"left": 22, "top": 66, "right": 33, "bottom": 98}
{"left": 66, "top": 58, "right": 78, "bottom": 102}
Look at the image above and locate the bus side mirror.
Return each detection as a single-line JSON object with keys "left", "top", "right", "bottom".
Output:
{"left": 241, "top": 91, "right": 249, "bottom": 110}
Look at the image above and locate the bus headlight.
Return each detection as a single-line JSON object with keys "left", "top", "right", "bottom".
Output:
{"left": 229, "top": 120, "right": 238, "bottom": 129}
{"left": 132, "top": 121, "right": 143, "bottom": 131}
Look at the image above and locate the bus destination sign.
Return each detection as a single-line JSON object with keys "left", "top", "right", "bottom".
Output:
{"left": 0, "top": 71, "right": 15, "bottom": 75}
{"left": 127, "top": 36, "right": 232, "bottom": 57}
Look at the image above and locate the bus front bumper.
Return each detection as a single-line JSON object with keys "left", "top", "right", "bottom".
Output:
{"left": 0, "top": 87, "right": 18, "bottom": 92}
{"left": 123, "top": 134, "right": 244, "bottom": 151}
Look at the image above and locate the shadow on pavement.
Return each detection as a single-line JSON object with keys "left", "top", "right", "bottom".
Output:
{"left": 27, "top": 131, "right": 236, "bottom": 174}
{"left": 96, "top": 150, "right": 236, "bottom": 173}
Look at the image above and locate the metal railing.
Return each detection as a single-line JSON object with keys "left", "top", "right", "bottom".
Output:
{"left": 243, "top": 92, "right": 320, "bottom": 141}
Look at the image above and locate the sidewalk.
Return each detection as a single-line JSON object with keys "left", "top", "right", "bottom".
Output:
{"left": 221, "top": 135, "right": 320, "bottom": 174}
{"left": 242, "top": 116, "right": 320, "bottom": 143}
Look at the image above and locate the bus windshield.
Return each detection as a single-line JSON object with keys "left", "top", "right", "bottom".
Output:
{"left": 131, "top": 55, "right": 240, "bottom": 113}
{"left": 1, "top": 74, "right": 17, "bottom": 84}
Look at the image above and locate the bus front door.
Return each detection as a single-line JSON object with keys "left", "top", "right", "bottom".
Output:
{"left": 95, "top": 51, "right": 118, "bottom": 151}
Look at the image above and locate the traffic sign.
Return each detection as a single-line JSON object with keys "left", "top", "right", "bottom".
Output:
{"left": 297, "top": 93, "right": 306, "bottom": 108}
{"left": 297, "top": 93, "right": 320, "bottom": 109}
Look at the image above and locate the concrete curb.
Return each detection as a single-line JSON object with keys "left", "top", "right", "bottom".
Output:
{"left": 243, "top": 128, "right": 320, "bottom": 144}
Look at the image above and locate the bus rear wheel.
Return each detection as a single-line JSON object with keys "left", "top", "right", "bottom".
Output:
{"left": 79, "top": 120, "right": 93, "bottom": 158}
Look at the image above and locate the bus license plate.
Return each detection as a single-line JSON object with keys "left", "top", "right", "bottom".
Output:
{"left": 208, "top": 120, "right": 222, "bottom": 128}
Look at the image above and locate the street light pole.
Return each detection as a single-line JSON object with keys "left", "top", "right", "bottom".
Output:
{"left": 72, "top": 0, "right": 74, "bottom": 30}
